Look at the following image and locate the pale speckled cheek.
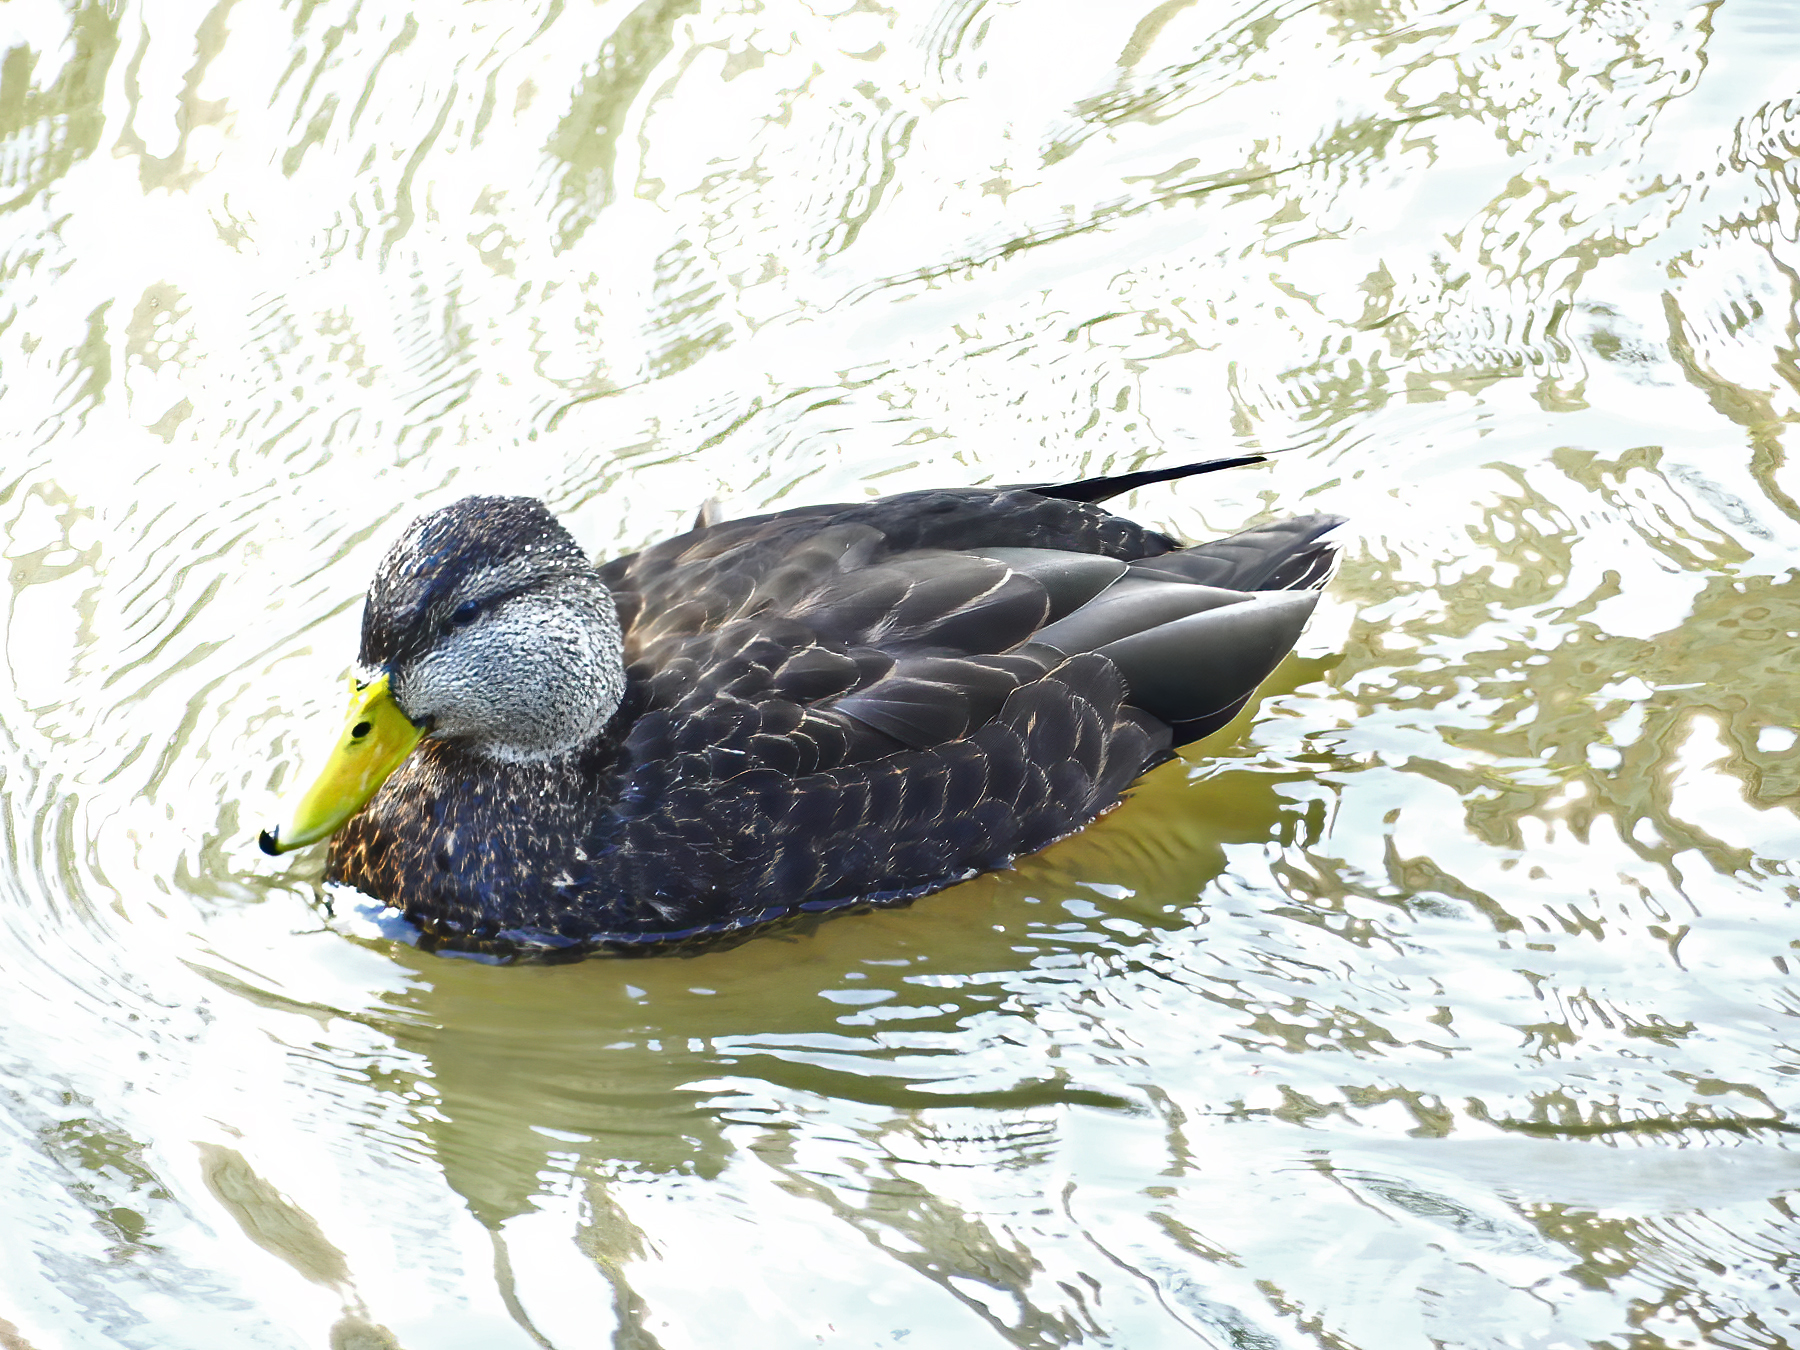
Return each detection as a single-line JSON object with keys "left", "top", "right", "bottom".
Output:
{"left": 398, "top": 586, "right": 624, "bottom": 758}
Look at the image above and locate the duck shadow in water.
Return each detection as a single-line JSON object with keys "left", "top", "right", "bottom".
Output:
{"left": 354, "top": 656, "right": 1338, "bottom": 1233}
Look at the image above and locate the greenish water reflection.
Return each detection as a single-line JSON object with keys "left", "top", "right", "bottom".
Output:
{"left": 6, "top": 0, "right": 1800, "bottom": 1345}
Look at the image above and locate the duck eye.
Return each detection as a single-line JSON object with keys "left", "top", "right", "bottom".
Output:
{"left": 449, "top": 599, "right": 482, "bottom": 627}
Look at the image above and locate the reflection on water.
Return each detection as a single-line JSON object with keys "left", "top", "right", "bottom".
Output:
{"left": 4, "top": 0, "right": 1800, "bottom": 1345}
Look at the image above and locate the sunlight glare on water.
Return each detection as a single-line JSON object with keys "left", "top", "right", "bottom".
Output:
{"left": 3, "top": 0, "right": 1800, "bottom": 1346}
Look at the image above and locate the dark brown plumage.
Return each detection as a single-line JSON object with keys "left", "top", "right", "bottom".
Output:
{"left": 319, "top": 463, "right": 1342, "bottom": 958}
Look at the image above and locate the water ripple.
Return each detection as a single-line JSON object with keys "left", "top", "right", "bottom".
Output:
{"left": 4, "top": 0, "right": 1800, "bottom": 1344}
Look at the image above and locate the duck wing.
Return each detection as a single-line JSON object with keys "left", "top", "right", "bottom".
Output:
{"left": 603, "top": 487, "right": 1339, "bottom": 758}
{"left": 598, "top": 484, "right": 1199, "bottom": 761}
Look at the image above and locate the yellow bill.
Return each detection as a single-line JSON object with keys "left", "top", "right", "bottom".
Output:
{"left": 259, "top": 674, "right": 423, "bottom": 855}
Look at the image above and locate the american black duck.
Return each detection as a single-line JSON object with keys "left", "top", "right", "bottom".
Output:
{"left": 261, "top": 458, "right": 1342, "bottom": 957}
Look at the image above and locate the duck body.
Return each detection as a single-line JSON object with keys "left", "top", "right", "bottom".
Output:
{"left": 281, "top": 464, "right": 1341, "bottom": 958}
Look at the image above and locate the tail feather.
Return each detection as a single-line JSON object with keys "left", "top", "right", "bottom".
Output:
{"left": 1024, "top": 512, "right": 1343, "bottom": 742}
{"left": 1092, "top": 589, "right": 1323, "bottom": 729}
{"left": 1129, "top": 513, "right": 1344, "bottom": 592}
{"left": 1019, "top": 455, "right": 1266, "bottom": 504}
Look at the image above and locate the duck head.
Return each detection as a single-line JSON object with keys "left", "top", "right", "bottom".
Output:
{"left": 260, "top": 496, "right": 625, "bottom": 855}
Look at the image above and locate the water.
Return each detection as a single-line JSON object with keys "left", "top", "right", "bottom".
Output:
{"left": 3, "top": 0, "right": 1799, "bottom": 1345}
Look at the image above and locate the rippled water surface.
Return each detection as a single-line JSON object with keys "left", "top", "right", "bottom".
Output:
{"left": 5, "top": 0, "right": 1800, "bottom": 1345}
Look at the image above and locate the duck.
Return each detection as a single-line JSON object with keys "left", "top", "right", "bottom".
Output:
{"left": 260, "top": 457, "right": 1342, "bottom": 958}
